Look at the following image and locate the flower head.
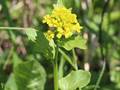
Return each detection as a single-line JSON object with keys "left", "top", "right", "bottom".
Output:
{"left": 43, "top": 5, "right": 82, "bottom": 41}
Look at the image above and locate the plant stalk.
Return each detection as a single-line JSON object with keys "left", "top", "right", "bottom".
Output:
{"left": 59, "top": 48, "right": 77, "bottom": 70}
{"left": 54, "top": 46, "right": 59, "bottom": 90}
{"left": 72, "top": 49, "right": 78, "bottom": 70}
{"left": 94, "top": 61, "right": 106, "bottom": 90}
{"left": 0, "top": 27, "right": 28, "bottom": 30}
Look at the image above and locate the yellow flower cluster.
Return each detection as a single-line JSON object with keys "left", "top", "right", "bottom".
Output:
{"left": 43, "top": 5, "right": 82, "bottom": 41}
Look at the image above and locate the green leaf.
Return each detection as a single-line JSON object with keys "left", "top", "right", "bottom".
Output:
{"left": 28, "top": 30, "right": 55, "bottom": 59}
{"left": 12, "top": 53, "right": 22, "bottom": 68}
{"left": 49, "top": 40, "right": 56, "bottom": 59}
{"left": 25, "top": 28, "right": 37, "bottom": 41}
{"left": 59, "top": 70, "right": 91, "bottom": 90}
{"left": 5, "top": 59, "right": 46, "bottom": 90}
{"left": 61, "top": 36, "right": 87, "bottom": 51}
{"left": 4, "top": 74, "right": 18, "bottom": 90}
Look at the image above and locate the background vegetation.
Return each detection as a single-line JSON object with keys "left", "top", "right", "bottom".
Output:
{"left": 0, "top": 0, "right": 120, "bottom": 90}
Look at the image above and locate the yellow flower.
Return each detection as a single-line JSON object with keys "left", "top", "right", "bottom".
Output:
{"left": 64, "top": 29, "right": 73, "bottom": 38}
{"left": 72, "top": 23, "right": 83, "bottom": 33}
{"left": 43, "top": 5, "right": 82, "bottom": 41}
{"left": 56, "top": 27, "right": 64, "bottom": 38}
{"left": 44, "top": 30, "right": 55, "bottom": 41}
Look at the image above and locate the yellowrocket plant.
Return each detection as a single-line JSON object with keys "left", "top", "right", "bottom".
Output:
{"left": 42, "top": 1, "right": 91, "bottom": 90}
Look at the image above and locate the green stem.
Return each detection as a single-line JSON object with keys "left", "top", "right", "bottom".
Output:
{"left": 94, "top": 61, "right": 106, "bottom": 90}
{"left": 72, "top": 49, "right": 78, "bottom": 70}
{"left": 59, "top": 56, "right": 65, "bottom": 79}
{"left": 59, "top": 48, "right": 77, "bottom": 70}
{"left": 0, "top": 27, "right": 28, "bottom": 30}
{"left": 54, "top": 46, "right": 59, "bottom": 90}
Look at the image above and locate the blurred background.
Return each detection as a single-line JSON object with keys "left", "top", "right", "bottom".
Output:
{"left": 0, "top": 0, "right": 120, "bottom": 90}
